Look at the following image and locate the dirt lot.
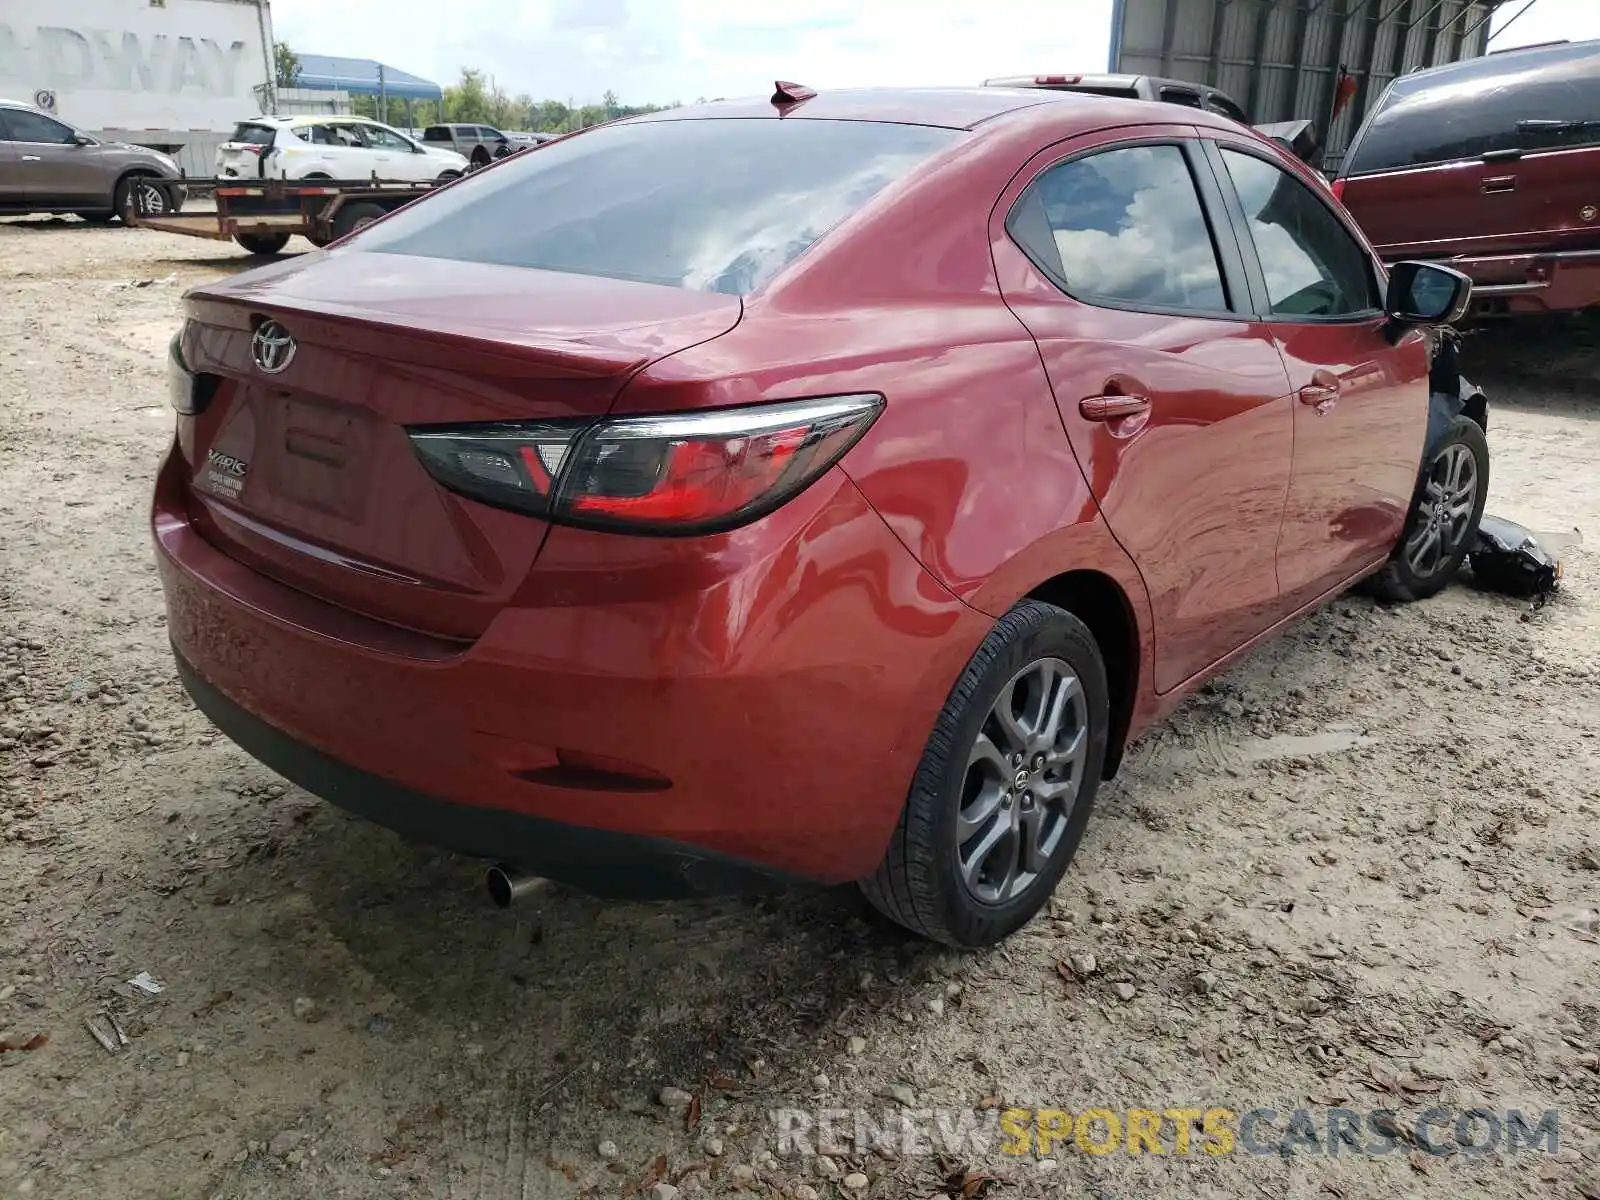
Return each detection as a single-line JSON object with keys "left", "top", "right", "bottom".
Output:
{"left": 1, "top": 218, "right": 1598, "bottom": 1200}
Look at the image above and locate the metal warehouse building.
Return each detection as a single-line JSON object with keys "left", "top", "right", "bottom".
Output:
{"left": 1108, "top": 0, "right": 1522, "bottom": 166}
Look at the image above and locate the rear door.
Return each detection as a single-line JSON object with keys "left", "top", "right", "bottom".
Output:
{"left": 994, "top": 127, "right": 1297, "bottom": 692}
{"left": 0, "top": 109, "right": 105, "bottom": 204}
{"left": 1210, "top": 138, "right": 1428, "bottom": 607}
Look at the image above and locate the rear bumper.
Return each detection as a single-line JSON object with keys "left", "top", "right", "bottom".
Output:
{"left": 174, "top": 650, "right": 798, "bottom": 897}
{"left": 153, "top": 441, "right": 990, "bottom": 889}
{"left": 1411, "top": 248, "right": 1600, "bottom": 316}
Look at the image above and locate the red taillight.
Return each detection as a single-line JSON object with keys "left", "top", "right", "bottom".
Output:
{"left": 1035, "top": 74, "right": 1082, "bottom": 85}
{"left": 407, "top": 395, "right": 883, "bottom": 535}
{"left": 1330, "top": 178, "right": 1347, "bottom": 202}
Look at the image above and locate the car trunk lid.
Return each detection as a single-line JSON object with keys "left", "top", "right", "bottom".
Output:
{"left": 177, "top": 251, "right": 742, "bottom": 641}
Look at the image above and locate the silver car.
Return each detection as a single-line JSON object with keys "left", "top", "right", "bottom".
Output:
{"left": 0, "top": 99, "right": 187, "bottom": 222}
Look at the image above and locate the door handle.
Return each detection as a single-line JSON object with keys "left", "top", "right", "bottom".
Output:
{"left": 21, "top": 155, "right": 41, "bottom": 162}
{"left": 1079, "top": 393, "right": 1152, "bottom": 421}
{"left": 1482, "top": 175, "right": 1517, "bottom": 194}
{"left": 1299, "top": 383, "right": 1339, "bottom": 413}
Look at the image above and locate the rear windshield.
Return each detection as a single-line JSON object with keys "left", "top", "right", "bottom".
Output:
{"left": 1344, "top": 40, "right": 1600, "bottom": 176}
{"left": 353, "top": 117, "right": 959, "bottom": 295}
{"left": 1060, "top": 85, "right": 1141, "bottom": 99}
{"left": 231, "top": 123, "right": 277, "bottom": 145}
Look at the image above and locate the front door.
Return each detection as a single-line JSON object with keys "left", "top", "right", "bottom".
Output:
{"left": 994, "top": 130, "right": 1297, "bottom": 693}
{"left": 1208, "top": 140, "right": 1430, "bottom": 607}
{"left": 0, "top": 109, "right": 105, "bottom": 204}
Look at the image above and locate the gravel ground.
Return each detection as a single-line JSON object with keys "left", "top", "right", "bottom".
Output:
{"left": 2, "top": 219, "right": 1599, "bottom": 1200}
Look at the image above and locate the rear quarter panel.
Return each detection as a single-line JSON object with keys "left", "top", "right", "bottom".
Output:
{"left": 616, "top": 111, "right": 1158, "bottom": 739}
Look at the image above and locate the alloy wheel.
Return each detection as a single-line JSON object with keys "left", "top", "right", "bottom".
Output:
{"left": 958, "top": 657, "right": 1089, "bottom": 905}
{"left": 1405, "top": 442, "right": 1478, "bottom": 579}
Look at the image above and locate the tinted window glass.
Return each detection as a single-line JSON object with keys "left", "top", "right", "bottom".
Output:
{"left": 1160, "top": 87, "right": 1203, "bottom": 108}
{"left": 1063, "top": 85, "right": 1142, "bottom": 99}
{"left": 1009, "top": 143, "right": 1229, "bottom": 312}
{"left": 1222, "top": 149, "right": 1376, "bottom": 317}
{"left": 1345, "top": 40, "right": 1600, "bottom": 174}
{"left": 1207, "top": 95, "right": 1248, "bottom": 122}
{"left": 356, "top": 118, "right": 958, "bottom": 295}
{"left": 423, "top": 126, "right": 450, "bottom": 140}
{"left": 3, "top": 110, "right": 75, "bottom": 144}
{"left": 231, "top": 122, "right": 277, "bottom": 145}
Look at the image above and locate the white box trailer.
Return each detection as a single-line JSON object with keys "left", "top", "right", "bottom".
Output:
{"left": 0, "top": 0, "right": 276, "bottom": 177}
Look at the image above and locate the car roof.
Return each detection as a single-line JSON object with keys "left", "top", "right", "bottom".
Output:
{"left": 237, "top": 115, "right": 388, "bottom": 127}
{"left": 1390, "top": 35, "right": 1600, "bottom": 85}
{"left": 637, "top": 86, "right": 1151, "bottom": 130}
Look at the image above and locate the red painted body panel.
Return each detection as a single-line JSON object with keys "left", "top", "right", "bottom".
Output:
{"left": 1268, "top": 320, "right": 1429, "bottom": 605}
{"left": 154, "top": 93, "right": 1433, "bottom": 888}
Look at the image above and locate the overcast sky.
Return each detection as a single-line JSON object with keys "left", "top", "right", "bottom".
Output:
{"left": 267, "top": 0, "right": 1599, "bottom": 108}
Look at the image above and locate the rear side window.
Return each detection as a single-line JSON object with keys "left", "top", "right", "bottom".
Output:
{"left": 1345, "top": 41, "right": 1600, "bottom": 175}
{"left": 422, "top": 126, "right": 450, "bottom": 140}
{"left": 1160, "top": 87, "right": 1203, "bottom": 108}
{"left": 1207, "top": 95, "right": 1248, "bottom": 122}
{"left": 355, "top": 118, "right": 959, "bottom": 295}
{"left": 1007, "top": 143, "right": 1229, "bottom": 313}
{"left": 231, "top": 123, "right": 277, "bottom": 146}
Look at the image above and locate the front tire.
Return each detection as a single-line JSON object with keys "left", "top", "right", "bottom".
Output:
{"left": 860, "top": 601, "right": 1109, "bottom": 947}
{"left": 114, "top": 175, "right": 170, "bottom": 223}
{"left": 1367, "top": 415, "right": 1490, "bottom": 602}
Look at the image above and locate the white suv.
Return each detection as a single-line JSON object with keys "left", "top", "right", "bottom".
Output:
{"left": 216, "top": 116, "right": 469, "bottom": 183}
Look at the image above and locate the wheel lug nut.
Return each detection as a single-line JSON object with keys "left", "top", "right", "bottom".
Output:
{"left": 1010, "top": 753, "right": 1022, "bottom": 768}
{"left": 1032, "top": 754, "right": 1046, "bottom": 770}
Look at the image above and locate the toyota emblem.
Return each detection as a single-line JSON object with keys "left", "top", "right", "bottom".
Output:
{"left": 251, "top": 320, "right": 296, "bottom": 374}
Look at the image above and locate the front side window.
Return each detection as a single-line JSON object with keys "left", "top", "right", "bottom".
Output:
{"left": 363, "top": 126, "right": 412, "bottom": 150}
{"left": 354, "top": 117, "right": 959, "bottom": 295}
{"left": 1008, "top": 143, "right": 1229, "bottom": 312}
{"left": 3, "top": 110, "right": 76, "bottom": 144}
{"left": 1221, "top": 148, "right": 1377, "bottom": 318}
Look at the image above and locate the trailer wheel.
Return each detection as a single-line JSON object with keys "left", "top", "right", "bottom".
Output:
{"left": 330, "top": 202, "right": 389, "bottom": 241}
{"left": 234, "top": 232, "right": 292, "bottom": 257}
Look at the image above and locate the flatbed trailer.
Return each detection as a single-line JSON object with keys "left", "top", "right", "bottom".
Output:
{"left": 128, "top": 178, "right": 446, "bottom": 256}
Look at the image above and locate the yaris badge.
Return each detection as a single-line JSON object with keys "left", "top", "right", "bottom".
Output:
{"left": 252, "top": 320, "right": 296, "bottom": 374}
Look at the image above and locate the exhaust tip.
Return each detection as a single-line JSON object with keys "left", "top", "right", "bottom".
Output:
{"left": 486, "top": 864, "right": 543, "bottom": 908}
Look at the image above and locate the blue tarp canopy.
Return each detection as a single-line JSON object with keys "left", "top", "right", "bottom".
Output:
{"left": 292, "top": 55, "right": 442, "bottom": 101}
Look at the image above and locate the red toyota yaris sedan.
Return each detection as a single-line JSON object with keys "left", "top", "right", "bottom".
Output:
{"left": 155, "top": 86, "right": 1485, "bottom": 947}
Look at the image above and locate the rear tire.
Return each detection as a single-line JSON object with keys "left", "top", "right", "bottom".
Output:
{"left": 470, "top": 148, "right": 490, "bottom": 170}
{"left": 329, "top": 202, "right": 388, "bottom": 241}
{"left": 1367, "top": 415, "right": 1490, "bottom": 602}
{"left": 860, "top": 600, "right": 1109, "bottom": 947}
{"left": 234, "top": 232, "right": 291, "bottom": 256}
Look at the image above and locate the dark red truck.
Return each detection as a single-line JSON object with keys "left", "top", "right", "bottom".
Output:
{"left": 1333, "top": 39, "right": 1600, "bottom": 318}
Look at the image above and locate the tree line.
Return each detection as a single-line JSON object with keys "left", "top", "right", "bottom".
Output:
{"left": 274, "top": 45, "right": 676, "bottom": 133}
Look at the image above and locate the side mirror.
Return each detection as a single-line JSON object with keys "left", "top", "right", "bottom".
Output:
{"left": 72, "top": 134, "right": 94, "bottom": 146}
{"left": 1385, "top": 261, "right": 1472, "bottom": 336}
